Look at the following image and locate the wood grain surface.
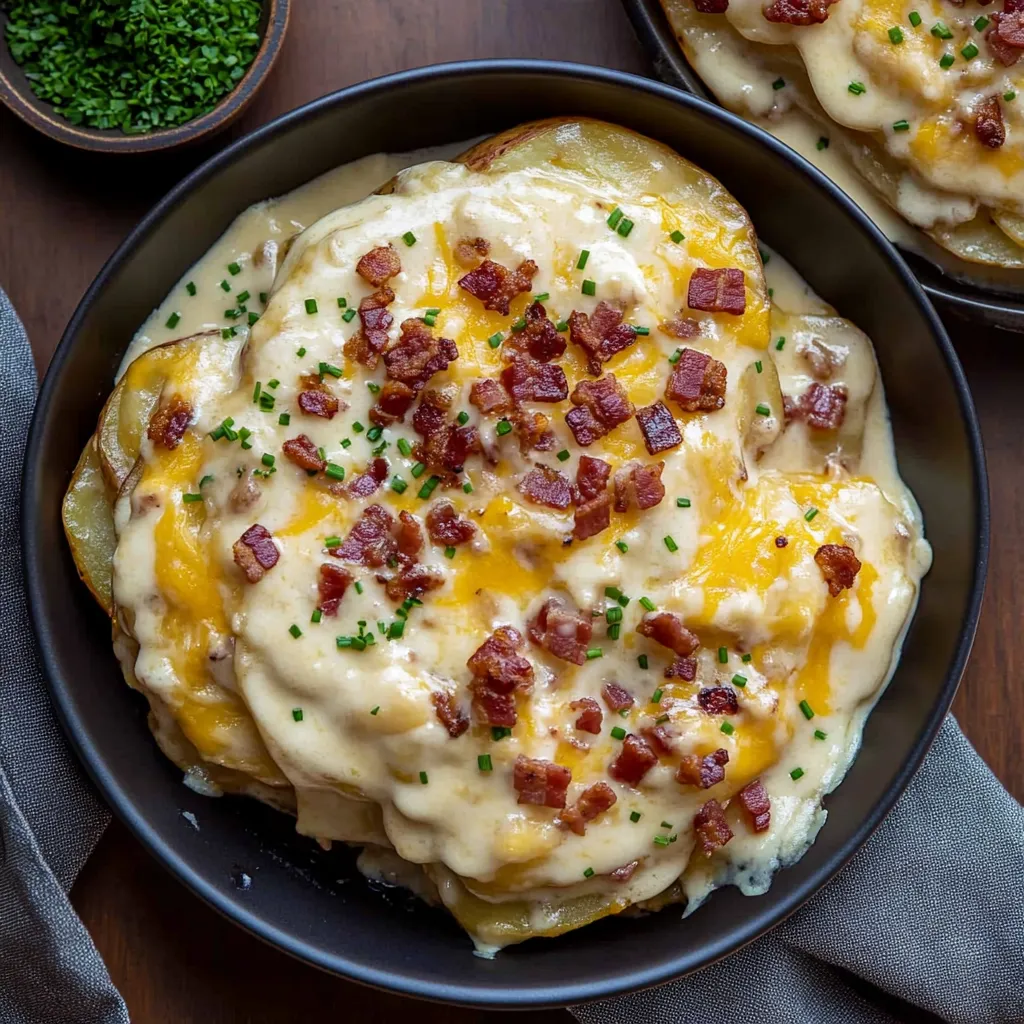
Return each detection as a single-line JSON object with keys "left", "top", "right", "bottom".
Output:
{"left": 0, "top": 2, "right": 1017, "bottom": 1021}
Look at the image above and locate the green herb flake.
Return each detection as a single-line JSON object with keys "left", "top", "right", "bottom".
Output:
{"left": 720, "top": 721, "right": 735, "bottom": 736}
{"left": 165, "top": 312, "right": 180, "bottom": 329}
{"left": 478, "top": 754, "right": 493, "bottom": 772}
{"left": 814, "top": 728, "right": 828, "bottom": 740}
{"left": 888, "top": 25, "right": 904, "bottom": 43}
{"left": 186, "top": 282, "right": 197, "bottom": 297}
{"left": 402, "top": 231, "right": 417, "bottom": 247}
{"left": 816, "top": 136, "right": 830, "bottom": 151}
{"left": 732, "top": 674, "right": 747, "bottom": 688}
{"left": 974, "top": 15, "right": 989, "bottom": 30}
{"left": 909, "top": 10, "right": 922, "bottom": 25}
{"left": 288, "top": 624, "right": 302, "bottom": 639}
{"left": 292, "top": 708, "right": 303, "bottom": 722}
{"left": 799, "top": 699, "right": 815, "bottom": 720}
{"left": 676, "top": 497, "right": 691, "bottom": 508}
{"left": 790, "top": 766, "right": 805, "bottom": 780}
{"left": 582, "top": 279, "right": 597, "bottom": 296}
{"left": 670, "top": 229, "right": 685, "bottom": 243}
{"left": 772, "top": 77, "right": 786, "bottom": 90}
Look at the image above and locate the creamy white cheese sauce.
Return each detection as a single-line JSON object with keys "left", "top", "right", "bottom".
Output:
{"left": 115, "top": 138, "right": 929, "bottom": 952}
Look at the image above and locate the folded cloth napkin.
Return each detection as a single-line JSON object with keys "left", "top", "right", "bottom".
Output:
{"left": 1, "top": 292, "right": 1021, "bottom": 1024}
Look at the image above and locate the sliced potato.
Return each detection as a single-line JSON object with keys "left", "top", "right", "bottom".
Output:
{"left": 736, "top": 357, "right": 785, "bottom": 463}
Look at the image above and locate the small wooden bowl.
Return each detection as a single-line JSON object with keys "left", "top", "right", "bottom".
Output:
{"left": 0, "top": 0, "right": 289, "bottom": 153}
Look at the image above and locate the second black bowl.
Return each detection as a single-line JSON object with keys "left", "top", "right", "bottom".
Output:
{"left": 24, "top": 61, "right": 987, "bottom": 1007}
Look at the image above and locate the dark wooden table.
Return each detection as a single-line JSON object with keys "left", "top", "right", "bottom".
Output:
{"left": 1, "top": 2, "right": 1018, "bottom": 1020}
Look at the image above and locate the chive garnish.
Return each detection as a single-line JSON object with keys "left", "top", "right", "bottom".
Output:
{"left": 556, "top": 449, "right": 570, "bottom": 462}
{"left": 669, "top": 230, "right": 685, "bottom": 243}
{"left": 974, "top": 14, "right": 989, "bottom": 29}
{"left": 402, "top": 231, "right": 417, "bottom": 246}
{"left": 615, "top": 540, "right": 628, "bottom": 553}
{"left": 606, "top": 606, "right": 623, "bottom": 624}
{"left": 228, "top": 261, "right": 241, "bottom": 276}
{"left": 418, "top": 475, "right": 440, "bottom": 499}
{"left": 296, "top": 347, "right": 306, "bottom": 357}
{"left": 893, "top": 120, "right": 910, "bottom": 132}
{"left": 511, "top": 317, "right": 527, "bottom": 333}
{"left": 398, "top": 438, "right": 413, "bottom": 456}
{"left": 320, "top": 362, "right": 342, "bottom": 378}
{"left": 370, "top": 705, "right": 380, "bottom": 715}
{"left": 366, "top": 425, "right": 383, "bottom": 441}
{"left": 388, "top": 620, "right": 405, "bottom": 640}
{"left": 939, "top": 53, "right": 955, "bottom": 68}
{"left": 583, "top": 867, "right": 595, "bottom": 879}
{"left": 676, "top": 497, "right": 691, "bottom": 508}
{"left": 772, "top": 77, "right": 785, "bottom": 90}
{"left": 961, "top": 42, "right": 979, "bottom": 59}
{"left": 248, "top": 312, "right": 259, "bottom": 326}
{"left": 391, "top": 476, "right": 408, "bottom": 494}
{"left": 790, "top": 767, "right": 805, "bottom": 780}
{"left": 651, "top": 688, "right": 663, "bottom": 702}
{"left": 367, "top": 382, "right": 381, "bottom": 395}
{"left": 755, "top": 403, "right": 771, "bottom": 417}
{"left": 663, "top": 535, "right": 678, "bottom": 553}
{"left": 186, "top": 282, "right": 197, "bottom": 296}
{"left": 1005, "top": 90, "right": 1017, "bottom": 102}
{"left": 352, "top": 422, "right": 364, "bottom": 433}
{"left": 311, "top": 609, "right": 323, "bottom": 624}
{"left": 909, "top": 9, "right": 921, "bottom": 24}
{"left": 610, "top": 726, "right": 626, "bottom": 740}
{"left": 354, "top": 581, "right": 364, "bottom": 594}
{"left": 478, "top": 754, "right": 493, "bottom": 772}
{"left": 776, "top": 336, "right": 786, "bottom": 350}
{"left": 668, "top": 349, "right": 682, "bottom": 364}
{"left": 607, "top": 623, "right": 621, "bottom": 641}
{"left": 304, "top": 298, "right": 318, "bottom": 315}
{"left": 182, "top": 492, "right": 203, "bottom": 503}
{"left": 337, "top": 297, "right": 347, "bottom": 308}
{"left": 220, "top": 280, "right": 231, "bottom": 292}
{"left": 582, "top": 279, "right": 596, "bottom": 296}
{"left": 457, "top": 410, "right": 470, "bottom": 426}
{"left": 640, "top": 596, "right": 656, "bottom": 612}
{"left": 633, "top": 325, "right": 650, "bottom": 336}
{"left": 585, "top": 648, "right": 603, "bottom": 660}
{"left": 292, "top": 708, "right": 303, "bottom": 721}
{"left": 555, "top": 320, "right": 569, "bottom": 332}
{"left": 630, "top": 811, "right": 642, "bottom": 822}
{"left": 608, "top": 206, "right": 623, "bottom": 229}
{"left": 930, "top": 20, "right": 952, "bottom": 38}
{"left": 325, "top": 463, "right": 345, "bottom": 481}
{"left": 814, "top": 729, "right": 827, "bottom": 740}
{"left": 444, "top": 546, "right": 456, "bottom": 559}
{"left": 816, "top": 137, "right": 829, "bottom": 151}
{"left": 462, "top": 480, "right": 473, "bottom": 494}
{"left": 411, "top": 462, "right": 426, "bottom": 478}
{"left": 638, "top": 655, "right": 649, "bottom": 670}
{"left": 799, "top": 700, "right": 815, "bottom": 720}
{"left": 718, "top": 646, "right": 728, "bottom": 663}
{"left": 342, "top": 308, "right": 357, "bottom": 322}
{"left": 492, "top": 726, "right": 511, "bottom": 740}
{"left": 289, "top": 624, "right": 302, "bottom": 639}
{"left": 165, "top": 311, "right": 180, "bottom": 329}
{"left": 755, "top": 360, "right": 763, "bottom": 374}
{"left": 617, "top": 218, "right": 634, "bottom": 238}
{"left": 848, "top": 81, "right": 866, "bottom": 95}
{"left": 742, "top": 653, "right": 752, "bottom": 663}
{"left": 888, "top": 25, "right": 903, "bottom": 42}
{"left": 653, "top": 835, "right": 671, "bottom": 847}
{"left": 423, "top": 314, "right": 437, "bottom": 327}
{"left": 495, "top": 419, "right": 512, "bottom": 436}
{"left": 576, "top": 249, "right": 590, "bottom": 269}
{"left": 720, "top": 721, "right": 734, "bottom": 735}
{"left": 487, "top": 332, "right": 503, "bottom": 349}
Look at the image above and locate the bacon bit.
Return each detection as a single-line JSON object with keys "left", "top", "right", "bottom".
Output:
{"left": 347, "top": 458, "right": 389, "bottom": 498}
{"left": 512, "top": 410, "right": 556, "bottom": 453}
{"left": 698, "top": 686, "right": 739, "bottom": 715}
{"left": 602, "top": 682, "right": 634, "bottom": 712}
{"left": 641, "top": 723, "right": 676, "bottom": 756}
{"left": 974, "top": 96, "right": 1006, "bottom": 149}
{"left": 660, "top": 315, "right": 701, "bottom": 339}
{"left": 609, "top": 734, "right": 658, "bottom": 786}
{"left": 687, "top": 268, "right": 746, "bottom": 314}
{"left": 384, "top": 319, "right": 459, "bottom": 393}
{"left": 666, "top": 348, "right": 728, "bottom": 413}
{"left": 298, "top": 389, "right": 340, "bottom": 420}
{"left": 317, "top": 563, "right": 353, "bottom": 616}
{"left": 638, "top": 612, "right": 699, "bottom": 656}
{"left": 565, "top": 374, "right": 634, "bottom": 446}
{"left": 518, "top": 465, "right": 573, "bottom": 510}
{"left": 381, "top": 562, "right": 445, "bottom": 603}
{"left": 431, "top": 691, "right": 470, "bottom": 738}
{"left": 473, "top": 688, "right": 516, "bottom": 728}
{"left": 610, "top": 860, "right": 640, "bottom": 882}
{"left": 573, "top": 455, "right": 613, "bottom": 540}
{"left": 738, "top": 778, "right": 771, "bottom": 832}
{"left": 775, "top": 536, "right": 789, "bottom": 549}
{"left": 426, "top": 501, "right": 476, "bottom": 545}
{"left": 469, "top": 378, "right": 512, "bottom": 416}
{"left": 356, "top": 244, "right": 401, "bottom": 286}
{"left": 282, "top": 434, "right": 326, "bottom": 472}
{"left": 694, "top": 799, "right": 733, "bottom": 854}
{"left": 458, "top": 258, "right": 538, "bottom": 315}
{"left": 334, "top": 504, "right": 397, "bottom": 567}
{"left": 568, "top": 302, "right": 638, "bottom": 376}
{"left": 513, "top": 755, "right": 572, "bottom": 809}
{"left": 232, "top": 524, "right": 279, "bottom": 583}
{"left": 676, "top": 748, "right": 729, "bottom": 789}
{"left": 412, "top": 387, "right": 455, "bottom": 438}
{"left": 814, "top": 543, "right": 862, "bottom": 596}
{"left": 787, "top": 382, "right": 847, "bottom": 430}
{"left": 557, "top": 781, "right": 617, "bottom": 835}
{"left": 454, "top": 236, "right": 490, "bottom": 266}
{"left": 501, "top": 354, "right": 569, "bottom": 404}
{"left": 527, "top": 597, "right": 593, "bottom": 665}
{"left": 422, "top": 424, "right": 480, "bottom": 475}
{"left": 370, "top": 381, "right": 417, "bottom": 426}
{"left": 396, "top": 510, "right": 423, "bottom": 557}
{"left": 987, "top": 16, "right": 1022, "bottom": 64}
{"left": 613, "top": 462, "right": 666, "bottom": 513}
{"left": 763, "top": 0, "right": 837, "bottom": 23}
{"left": 468, "top": 626, "right": 535, "bottom": 693}
{"left": 998, "top": 4, "right": 1024, "bottom": 46}
{"left": 344, "top": 286, "right": 395, "bottom": 369}
{"left": 636, "top": 402, "right": 683, "bottom": 455}
{"left": 511, "top": 302, "right": 566, "bottom": 362}
{"left": 570, "top": 697, "right": 603, "bottom": 734}
{"left": 147, "top": 394, "right": 192, "bottom": 449}
{"left": 665, "top": 656, "right": 697, "bottom": 681}
{"left": 574, "top": 455, "right": 611, "bottom": 502}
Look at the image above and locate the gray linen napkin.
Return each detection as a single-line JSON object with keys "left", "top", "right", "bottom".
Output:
{"left": 0, "top": 289, "right": 128, "bottom": 1024}
{"left": 1, "top": 291, "right": 1022, "bottom": 1023}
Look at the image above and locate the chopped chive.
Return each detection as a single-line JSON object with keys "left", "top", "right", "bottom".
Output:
{"left": 325, "top": 463, "right": 345, "bottom": 481}
{"left": 418, "top": 475, "right": 441, "bottom": 499}
{"left": 462, "top": 480, "right": 473, "bottom": 494}
{"left": 804, "top": 508, "right": 819, "bottom": 522}
{"left": 366, "top": 425, "right": 383, "bottom": 442}
{"left": 930, "top": 20, "right": 952, "bottom": 38}
{"left": 629, "top": 810, "right": 643, "bottom": 823}
{"left": 304, "top": 298, "right": 318, "bottom": 314}
{"left": 775, "top": 336, "right": 786, "bottom": 350}
{"left": 1005, "top": 90, "right": 1017, "bottom": 102}
{"left": 651, "top": 688, "right": 663, "bottom": 702}
{"left": 582, "top": 279, "right": 596, "bottom": 296}
{"left": 663, "top": 535, "right": 678, "bottom": 553}
{"left": 606, "top": 606, "right": 623, "bottom": 624}
{"left": 320, "top": 362, "right": 343, "bottom": 378}
{"left": 457, "top": 410, "right": 470, "bottom": 426}
{"left": 816, "top": 136, "right": 829, "bottom": 151}
{"left": 444, "top": 546, "right": 456, "bottom": 559}
{"left": 391, "top": 476, "right": 408, "bottom": 494}
{"left": 495, "top": 419, "right": 512, "bottom": 436}
{"left": 424, "top": 307, "right": 441, "bottom": 316}
{"left": 893, "top": 119, "right": 911, "bottom": 132}
{"left": 337, "top": 297, "right": 347, "bottom": 308}
{"left": 237, "top": 290, "right": 251, "bottom": 304}
{"left": 259, "top": 393, "right": 275, "bottom": 411}
{"left": 585, "top": 648, "right": 603, "bottom": 660}
{"left": 296, "top": 346, "right": 306, "bottom": 357}
{"left": 732, "top": 674, "right": 747, "bottom": 688}
{"left": 423, "top": 314, "right": 437, "bottom": 327}
{"left": 653, "top": 835, "right": 671, "bottom": 847}
{"left": 670, "top": 229, "right": 685, "bottom": 243}
{"left": 220, "top": 279, "right": 231, "bottom": 292}
{"left": 660, "top": 821, "right": 673, "bottom": 829}
{"left": 607, "top": 624, "right": 621, "bottom": 640}
{"left": 253, "top": 381, "right": 262, "bottom": 403}
{"left": 370, "top": 705, "right": 380, "bottom": 715}
{"left": 799, "top": 699, "right": 815, "bottom": 720}
{"left": 555, "top": 320, "right": 569, "bottom": 332}
{"left": 261, "top": 453, "right": 275, "bottom": 468}
{"left": 478, "top": 754, "right": 493, "bottom": 772}
{"left": 961, "top": 42, "right": 979, "bottom": 59}
{"left": 888, "top": 25, "right": 904, "bottom": 42}
{"left": 772, "top": 77, "right": 786, "bottom": 90}
{"left": 974, "top": 14, "right": 989, "bottom": 29}
{"left": 388, "top": 620, "right": 405, "bottom": 640}
{"left": 610, "top": 726, "right": 627, "bottom": 740}
{"left": 632, "top": 325, "right": 651, "bottom": 336}
{"left": 939, "top": 53, "right": 955, "bottom": 68}
{"left": 492, "top": 726, "right": 512, "bottom": 740}
{"left": 248, "top": 312, "right": 259, "bottom": 326}
{"left": 577, "top": 249, "right": 590, "bottom": 269}
{"left": 638, "top": 655, "right": 649, "bottom": 670}
{"left": 618, "top": 594, "right": 630, "bottom": 607}
{"left": 718, "top": 646, "right": 728, "bottom": 664}
{"left": 198, "top": 475, "right": 214, "bottom": 489}
{"left": 292, "top": 707, "right": 303, "bottom": 721}
{"left": 186, "top": 281, "right": 197, "bottom": 296}
{"left": 583, "top": 866, "right": 595, "bottom": 879}
{"left": 755, "top": 360, "right": 763, "bottom": 374}
{"left": 909, "top": 10, "right": 921, "bottom": 25}
{"left": 398, "top": 438, "right": 413, "bottom": 456}
{"left": 668, "top": 348, "right": 682, "bottom": 364}
{"left": 289, "top": 624, "right": 302, "bottom": 639}
{"left": 487, "top": 332, "right": 503, "bottom": 349}
{"left": 656, "top": 714, "right": 669, "bottom": 724}
{"left": 418, "top": 771, "right": 428, "bottom": 785}
{"left": 165, "top": 311, "right": 180, "bottom": 329}
{"left": 342, "top": 308, "right": 357, "bottom": 322}
{"left": 607, "top": 206, "right": 624, "bottom": 229}
{"left": 510, "top": 317, "right": 527, "bottom": 333}
{"left": 742, "top": 653, "right": 752, "bottom": 663}
{"left": 352, "top": 422, "right": 365, "bottom": 434}
{"left": 182, "top": 492, "right": 203, "bottom": 503}
{"left": 324, "top": 533, "right": 342, "bottom": 548}
{"left": 639, "top": 596, "right": 656, "bottom": 612}
{"left": 617, "top": 218, "right": 634, "bottom": 238}
{"left": 676, "top": 497, "right": 691, "bottom": 508}
{"left": 556, "top": 449, "right": 571, "bottom": 462}
{"left": 260, "top": 292, "right": 269, "bottom": 305}
{"left": 790, "top": 767, "right": 805, "bottom": 780}
{"left": 755, "top": 403, "right": 771, "bottom": 417}
{"left": 720, "top": 721, "right": 735, "bottom": 735}
{"left": 411, "top": 462, "right": 426, "bottom": 478}
{"left": 402, "top": 231, "right": 417, "bottom": 246}
{"left": 814, "top": 729, "right": 828, "bottom": 740}
{"left": 848, "top": 81, "right": 866, "bottom": 95}
{"left": 228, "top": 261, "right": 241, "bottom": 276}
{"left": 367, "top": 382, "right": 381, "bottom": 395}
{"left": 311, "top": 609, "right": 323, "bottom": 624}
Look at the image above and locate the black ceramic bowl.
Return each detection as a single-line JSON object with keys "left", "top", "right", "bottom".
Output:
{"left": 24, "top": 61, "right": 988, "bottom": 1008}
{"left": 622, "top": 0, "right": 1024, "bottom": 334}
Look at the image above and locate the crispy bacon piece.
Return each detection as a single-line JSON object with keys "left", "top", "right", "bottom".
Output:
{"left": 232, "top": 524, "right": 279, "bottom": 583}
{"left": 282, "top": 434, "right": 325, "bottom": 472}
{"left": 665, "top": 657, "right": 697, "bottom": 681}
{"left": 610, "top": 860, "right": 640, "bottom": 882}
{"left": 602, "top": 682, "right": 634, "bottom": 712}
{"left": 422, "top": 423, "right": 480, "bottom": 475}
{"left": 694, "top": 798, "right": 733, "bottom": 855}
{"left": 384, "top": 319, "right": 458, "bottom": 392}
{"left": 334, "top": 504, "right": 396, "bottom": 567}
{"left": 344, "top": 286, "right": 395, "bottom": 369}
{"left": 381, "top": 563, "right": 445, "bottom": 603}
{"left": 998, "top": 3, "right": 1024, "bottom": 46}
{"left": 473, "top": 689, "right": 516, "bottom": 728}
{"left": 676, "top": 748, "right": 730, "bottom": 789}
{"left": 636, "top": 402, "right": 683, "bottom": 455}
{"left": 454, "top": 236, "right": 490, "bottom": 266}
{"left": 501, "top": 354, "right": 569, "bottom": 404}
{"left": 608, "top": 734, "right": 658, "bottom": 786}
{"left": 412, "top": 387, "right": 455, "bottom": 438}
{"left": 698, "top": 686, "right": 739, "bottom": 715}
{"left": 763, "top": 0, "right": 837, "bottom": 22}
{"left": 988, "top": 16, "right": 1022, "bottom": 64}
{"left": 518, "top": 465, "right": 573, "bottom": 510}
{"left": 317, "top": 563, "right": 353, "bottom": 616}
{"left": 638, "top": 612, "right": 699, "bottom": 657}
{"left": 458, "top": 258, "right": 538, "bottom": 315}
{"left": 570, "top": 697, "right": 603, "bottom": 734}
{"left": 558, "top": 781, "right": 617, "bottom": 835}
{"left": 528, "top": 597, "right": 593, "bottom": 665}
{"left": 573, "top": 455, "right": 612, "bottom": 540}
{"left": 356, "top": 244, "right": 401, "bottom": 286}
{"left": 786, "top": 382, "right": 847, "bottom": 430}
{"left": 469, "top": 378, "right": 512, "bottom": 416}
{"left": 666, "top": 348, "right": 727, "bottom": 413}
{"left": 687, "top": 268, "right": 746, "bottom": 315}
{"left": 426, "top": 501, "right": 476, "bottom": 545}
{"left": 514, "top": 755, "right": 572, "bottom": 809}
{"left": 568, "top": 302, "right": 638, "bottom": 376}
{"left": 641, "top": 724, "right": 676, "bottom": 756}
{"left": 513, "top": 410, "right": 556, "bottom": 453}
{"left": 147, "top": 394, "right": 192, "bottom": 449}
{"left": 468, "top": 626, "right": 535, "bottom": 694}
{"left": 511, "top": 302, "right": 566, "bottom": 362}
{"left": 974, "top": 96, "right": 1006, "bottom": 149}
{"left": 347, "top": 458, "right": 389, "bottom": 498}
{"left": 738, "top": 778, "right": 771, "bottom": 832}
{"left": 396, "top": 510, "right": 423, "bottom": 557}
{"left": 815, "top": 543, "right": 862, "bottom": 596}
{"left": 370, "top": 381, "right": 417, "bottom": 426}
{"left": 431, "top": 691, "right": 470, "bottom": 739}
{"left": 613, "top": 462, "right": 665, "bottom": 512}
{"left": 660, "top": 314, "right": 701, "bottom": 339}
{"left": 565, "top": 374, "right": 634, "bottom": 446}
{"left": 298, "top": 388, "right": 340, "bottom": 420}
